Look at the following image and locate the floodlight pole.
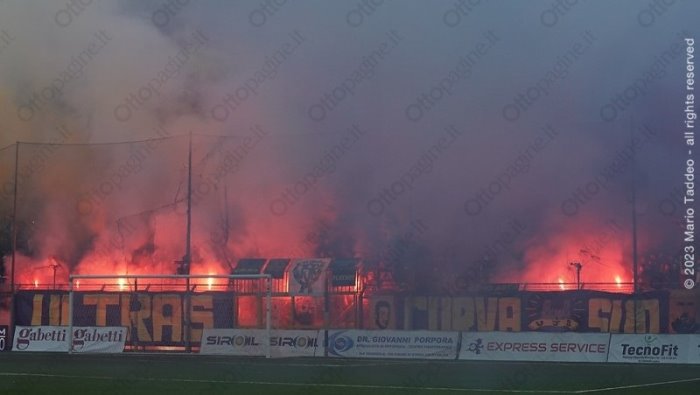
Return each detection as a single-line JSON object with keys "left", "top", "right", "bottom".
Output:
{"left": 266, "top": 275, "right": 272, "bottom": 359}
{"left": 10, "top": 143, "right": 18, "bottom": 292}
{"left": 8, "top": 142, "right": 19, "bottom": 340}
{"left": 631, "top": 118, "right": 639, "bottom": 333}
{"left": 184, "top": 132, "right": 193, "bottom": 352}
{"left": 185, "top": 131, "right": 192, "bottom": 274}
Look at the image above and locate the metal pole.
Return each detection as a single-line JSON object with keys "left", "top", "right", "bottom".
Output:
{"left": 10, "top": 142, "right": 18, "bottom": 292}
{"left": 185, "top": 279, "right": 191, "bottom": 353}
{"left": 631, "top": 118, "right": 639, "bottom": 333}
{"left": 71, "top": 274, "right": 265, "bottom": 280}
{"left": 68, "top": 277, "right": 74, "bottom": 354}
{"left": 266, "top": 275, "right": 271, "bottom": 359}
{"left": 183, "top": 133, "right": 193, "bottom": 352}
{"left": 323, "top": 267, "right": 330, "bottom": 329}
{"left": 9, "top": 143, "right": 19, "bottom": 340}
{"left": 185, "top": 131, "right": 192, "bottom": 274}
{"left": 576, "top": 264, "right": 581, "bottom": 290}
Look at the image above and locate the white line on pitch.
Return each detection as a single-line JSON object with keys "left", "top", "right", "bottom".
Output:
{"left": 0, "top": 372, "right": 574, "bottom": 393}
{"left": 575, "top": 377, "right": 700, "bottom": 393}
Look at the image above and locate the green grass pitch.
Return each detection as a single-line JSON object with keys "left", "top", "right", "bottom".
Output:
{"left": 1, "top": 353, "right": 699, "bottom": 394}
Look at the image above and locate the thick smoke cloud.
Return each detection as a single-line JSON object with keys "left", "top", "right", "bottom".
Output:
{"left": 0, "top": 0, "right": 697, "bottom": 293}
